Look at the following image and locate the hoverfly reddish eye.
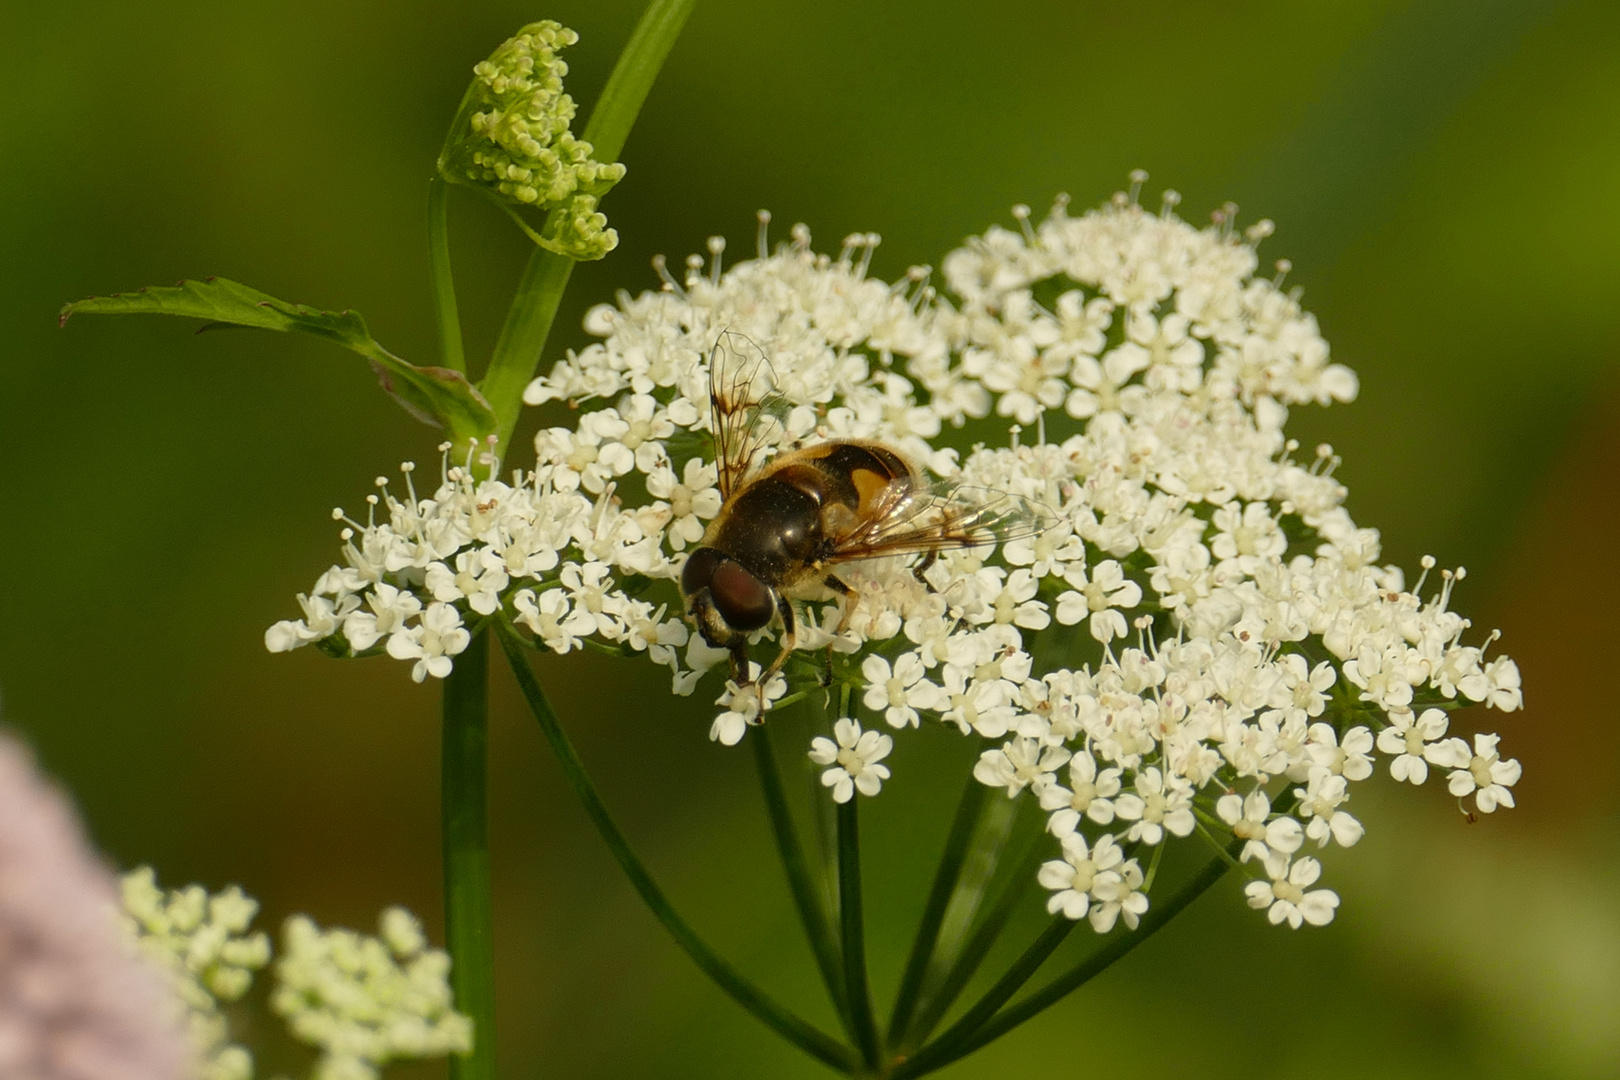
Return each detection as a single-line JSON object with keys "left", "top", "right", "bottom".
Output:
{"left": 709, "top": 561, "right": 774, "bottom": 631}
{"left": 681, "top": 547, "right": 726, "bottom": 597}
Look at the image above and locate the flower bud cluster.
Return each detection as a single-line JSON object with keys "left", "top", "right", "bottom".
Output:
{"left": 440, "top": 21, "right": 626, "bottom": 259}
{"left": 121, "top": 868, "right": 270, "bottom": 1080}
{"left": 121, "top": 869, "right": 469, "bottom": 1080}
{"left": 270, "top": 185, "right": 1525, "bottom": 931}
{"left": 273, "top": 908, "right": 473, "bottom": 1080}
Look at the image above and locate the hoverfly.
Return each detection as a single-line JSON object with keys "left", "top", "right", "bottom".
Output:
{"left": 680, "top": 333, "right": 1058, "bottom": 705}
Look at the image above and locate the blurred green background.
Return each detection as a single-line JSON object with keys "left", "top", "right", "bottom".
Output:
{"left": 3, "top": 0, "right": 1618, "bottom": 1076}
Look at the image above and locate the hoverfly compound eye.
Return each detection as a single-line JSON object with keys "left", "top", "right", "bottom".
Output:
{"left": 681, "top": 547, "right": 726, "bottom": 597}
{"left": 709, "top": 561, "right": 774, "bottom": 632}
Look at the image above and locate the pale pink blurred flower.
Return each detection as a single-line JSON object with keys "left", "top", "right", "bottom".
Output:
{"left": 0, "top": 731, "right": 190, "bottom": 1080}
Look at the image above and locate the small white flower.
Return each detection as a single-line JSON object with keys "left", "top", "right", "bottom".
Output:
{"left": 1304, "top": 723, "right": 1374, "bottom": 781}
{"left": 342, "top": 583, "right": 423, "bottom": 651}
{"left": 1245, "top": 853, "right": 1339, "bottom": 928}
{"left": 1210, "top": 501, "right": 1287, "bottom": 568}
{"left": 645, "top": 457, "right": 723, "bottom": 550}
{"left": 809, "top": 718, "right": 894, "bottom": 802}
{"left": 1038, "top": 831, "right": 1125, "bottom": 921}
{"left": 424, "top": 549, "right": 509, "bottom": 615}
{"left": 1215, "top": 789, "right": 1303, "bottom": 863}
{"left": 1117, "top": 767, "right": 1195, "bottom": 845}
{"left": 265, "top": 592, "right": 358, "bottom": 652}
{"left": 385, "top": 603, "right": 471, "bottom": 682}
{"left": 513, "top": 587, "right": 593, "bottom": 654}
{"left": 975, "top": 567, "right": 1051, "bottom": 631}
{"left": 1088, "top": 855, "right": 1148, "bottom": 933}
{"left": 709, "top": 666, "right": 787, "bottom": 746}
{"left": 1375, "top": 707, "right": 1453, "bottom": 785}
{"left": 1480, "top": 656, "right": 1523, "bottom": 711}
{"left": 1341, "top": 643, "right": 1418, "bottom": 711}
{"left": 1039, "top": 751, "right": 1124, "bottom": 830}
{"left": 534, "top": 409, "right": 635, "bottom": 494}
{"left": 937, "top": 666, "right": 1016, "bottom": 737}
{"left": 1295, "top": 767, "right": 1364, "bottom": 848}
{"left": 860, "top": 652, "right": 942, "bottom": 728}
{"left": 1443, "top": 732, "right": 1522, "bottom": 813}
{"left": 1054, "top": 560, "right": 1142, "bottom": 643}
{"left": 973, "top": 737, "right": 1071, "bottom": 798}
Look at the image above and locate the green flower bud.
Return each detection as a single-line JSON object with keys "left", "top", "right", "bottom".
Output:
{"left": 439, "top": 21, "right": 626, "bottom": 260}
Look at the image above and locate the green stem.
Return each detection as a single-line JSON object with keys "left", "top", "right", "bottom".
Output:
{"left": 751, "top": 724, "right": 853, "bottom": 1033}
{"left": 442, "top": 630, "right": 495, "bottom": 1080}
{"left": 428, "top": 175, "right": 466, "bottom": 375}
{"left": 897, "top": 793, "right": 1294, "bottom": 1080}
{"left": 479, "top": 0, "right": 699, "bottom": 459}
{"left": 579, "top": 0, "right": 695, "bottom": 160}
{"left": 889, "top": 918, "right": 1075, "bottom": 1080}
{"left": 902, "top": 828, "right": 1046, "bottom": 1050}
{"left": 885, "top": 764, "right": 989, "bottom": 1051}
{"left": 900, "top": 786, "right": 1021, "bottom": 1036}
{"left": 495, "top": 625, "right": 855, "bottom": 1072}
{"left": 482, "top": 252, "right": 572, "bottom": 457}
{"left": 837, "top": 798, "right": 882, "bottom": 1073}
{"left": 901, "top": 853, "right": 1231, "bottom": 1078}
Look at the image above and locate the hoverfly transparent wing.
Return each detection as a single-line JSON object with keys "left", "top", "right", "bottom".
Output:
{"left": 708, "top": 330, "right": 792, "bottom": 499}
{"left": 827, "top": 478, "right": 1061, "bottom": 561}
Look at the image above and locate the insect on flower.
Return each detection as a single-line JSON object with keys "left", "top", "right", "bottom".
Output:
{"left": 681, "top": 333, "right": 1059, "bottom": 706}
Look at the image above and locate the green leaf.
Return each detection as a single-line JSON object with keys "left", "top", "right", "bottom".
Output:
{"left": 60, "top": 277, "right": 496, "bottom": 437}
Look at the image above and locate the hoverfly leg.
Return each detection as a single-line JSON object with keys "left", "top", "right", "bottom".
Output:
{"left": 912, "top": 549, "right": 939, "bottom": 587}
{"left": 823, "top": 575, "right": 856, "bottom": 635}
{"left": 752, "top": 595, "right": 798, "bottom": 722}
{"left": 727, "top": 638, "right": 752, "bottom": 689}
{"left": 819, "top": 575, "right": 856, "bottom": 685}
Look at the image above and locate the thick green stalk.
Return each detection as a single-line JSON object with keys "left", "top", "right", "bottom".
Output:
{"left": 428, "top": 175, "right": 466, "bottom": 375}
{"left": 481, "top": 252, "right": 572, "bottom": 457}
{"left": 750, "top": 724, "right": 852, "bottom": 1033}
{"left": 496, "top": 626, "right": 855, "bottom": 1072}
{"left": 480, "top": 0, "right": 699, "bottom": 458}
{"left": 442, "top": 630, "right": 495, "bottom": 1080}
{"left": 836, "top": 798, "right": 882, "bottom": 1073}
{"left": 884, "top": 764, "right": 989, "bottom": 1050}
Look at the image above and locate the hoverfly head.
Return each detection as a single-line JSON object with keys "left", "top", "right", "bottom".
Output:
{"left": 682, "top": 547, "right": 774, "bottom": 643}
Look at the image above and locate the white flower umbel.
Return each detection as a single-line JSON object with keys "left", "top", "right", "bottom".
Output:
{"left": 272, "top": 908, "right": 473, "bottom": 1080}
{"left": 272, "top": 183, "right": 1527, "bottom": 932}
